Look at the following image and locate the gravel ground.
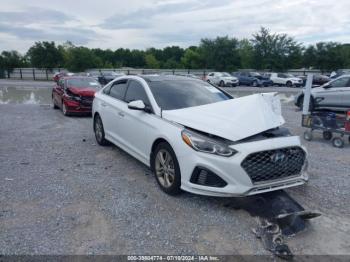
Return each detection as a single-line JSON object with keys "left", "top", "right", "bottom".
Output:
{"left": 0, "top": 80, "right": 349, "bottom": 256}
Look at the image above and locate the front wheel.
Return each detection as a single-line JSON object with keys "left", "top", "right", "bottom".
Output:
{"left": 94, "top": 114, "right": 109, "bottom": 146}
{"left": 252, "top": 80, "right": 258, "bottom": 87}
{"left": 52, "top": 96, "right": 59, "bottom": 109}
{"left": 286, "top": 81, "right": 293, "bottom": 87}
{"left": 332, "top": 137, "right": 344, "bottom": 148}
{"left": 219, "top": 80, "right": 225, "bottom": 87}
{"left": 62, "top": 102, "right": 70, "bottom": 116}
{"left": 152, "top": 142, "right": 181, "bottom": 195}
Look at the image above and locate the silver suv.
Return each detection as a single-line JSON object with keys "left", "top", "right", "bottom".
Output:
{"left": 295, "top": 75, "right": 350, "bottom": 111}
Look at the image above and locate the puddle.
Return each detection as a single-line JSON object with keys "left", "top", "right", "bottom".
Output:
{"left": 0, "top": 87, "right": 52, "bottom": 104}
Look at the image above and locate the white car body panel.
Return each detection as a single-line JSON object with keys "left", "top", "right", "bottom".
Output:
{"left": 93, "top": 75, "right": 308, "bottom": 197}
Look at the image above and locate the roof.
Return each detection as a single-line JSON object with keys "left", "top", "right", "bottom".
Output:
{"left": 61, "top": 76, "right": 96, "bottom": 80}
{"left": 139, "top": 74, "right": 200, "bottom": 82}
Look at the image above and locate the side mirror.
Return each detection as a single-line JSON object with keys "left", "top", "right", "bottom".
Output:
{"left": 128, "top": 100, "right": 146, "bottom": 111}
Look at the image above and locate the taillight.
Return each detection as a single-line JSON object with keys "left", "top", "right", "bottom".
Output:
{"left": 347, "top": 111, "right": 350, "bottom": 121}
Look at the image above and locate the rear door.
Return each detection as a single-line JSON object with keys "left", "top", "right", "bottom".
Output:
{"left": 99, "top": 80, "right": 128, "bottom": 144}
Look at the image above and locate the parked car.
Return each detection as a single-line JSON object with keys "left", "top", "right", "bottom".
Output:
{"left": 52, "top": 76, "right": 101, "bottom": 116}
{"left": 92, "top": 75, "right": 308, "bottom": 196}
{"left": 270, "top": 73, "right": 303, "bottom": 87}
{"left": 206, "top": 72, "right": 239, "bottom": 87}
{"left": 295, "top": 75, "right": 350, "bottom": 111}
{"left": 52, "top": 72, "right": 74, "bottom": 83}
{"left": 234, "top": 72, "right": 273, "bottom": 87}
{"left": 174, "top": 73, "right": 201, "bottom": 79}
{"left": 297, "top": 74, "right": 330, "bottom": 86}
{"left": 98, "top": 72, "right": 125, "bottom": 85}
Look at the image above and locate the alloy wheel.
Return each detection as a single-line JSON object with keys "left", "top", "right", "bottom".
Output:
{"left": 155, "top": 149, "right": 175, "bottom": 188}
{"left": 94, "top": 117, "right": 103, "bottom": 142}
{"left": 62, "top": 103, "right": 68, "bottom": 115}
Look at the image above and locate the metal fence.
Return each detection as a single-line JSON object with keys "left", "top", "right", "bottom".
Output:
{"left": 0, "top": 67, "right": 327, "bottom": 81}
{"left": 1, "top": 68, "right": 67, "bottom": 80}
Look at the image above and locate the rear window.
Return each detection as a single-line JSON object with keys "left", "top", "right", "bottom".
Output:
{"left": 148, "top": 79, "right": 232, "bottom": 110}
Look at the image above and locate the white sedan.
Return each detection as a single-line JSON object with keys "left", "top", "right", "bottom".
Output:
{"left": 92, "top": 75, "right": 308, "bottom": 197}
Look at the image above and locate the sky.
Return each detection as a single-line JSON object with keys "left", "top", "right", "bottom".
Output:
{"left": 1, "top": 0, "right": 350, "bottom": 53}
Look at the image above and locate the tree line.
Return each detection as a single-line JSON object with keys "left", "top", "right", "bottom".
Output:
{"left": 1, "top": 27, "right": 350, "bottom": 73}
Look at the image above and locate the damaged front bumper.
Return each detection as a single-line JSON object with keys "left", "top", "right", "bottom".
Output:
{"left": 178, "top": 136, "right": 308, "bottom": 197}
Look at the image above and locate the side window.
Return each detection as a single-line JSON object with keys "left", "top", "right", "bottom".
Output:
{"left": 125, "top": 80, "right": 151, "bottom": 106}
{"left": 331, "top": 77, "right": 350, "bottom": 88}
{"left": 277, "top": 73, "right": 284, "bottom": 78}
{"left": 108, "top": 81, "right": 128, "bottom": 100}
{"left": 208, "top": 73, "right": 214, "bottom": 77}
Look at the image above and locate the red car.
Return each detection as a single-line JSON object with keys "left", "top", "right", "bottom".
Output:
{"left": 52, "top": 76, "right": 101, "bottom": 116}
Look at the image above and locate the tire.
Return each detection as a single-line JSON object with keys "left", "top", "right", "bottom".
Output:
{"left": 252, "top": 80, "right": 258, "bottom": 87}
{"left": 52, "top": 96, "right": 59, "bottom": 109}
{"left": 219, "top": 80, "right": 225, "bottom": 87}
{"left": 323, "top": 131, "right": 333, "bottom": 141}
{"left": 94, "top": 114, "right": 109, "bottom": 146}
{"left": 303, "top": 130, "right": 313, "bottom": 141}
{"left": 286, "top": 81, "right": 293, "bottom": 87}
{"left": 62, "top": 102, "right": 70, "bottom": 116}
{"left": 332, "top": 137, "right": 344, "bottom": 148}
{"left": 151, "top": 142, "right": 181, "bottom": 195}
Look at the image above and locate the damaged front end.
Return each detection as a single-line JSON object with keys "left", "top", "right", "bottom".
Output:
{"left": 168, "top": 93, "right": 308, "bottom": 197}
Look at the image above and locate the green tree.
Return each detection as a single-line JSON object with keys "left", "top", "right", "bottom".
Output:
{"left": 181, "top": 48, "right": 203, "bottom": 69}
{"left": 199, "top": 36, "right": 240, "bottom": 71}
{"left": 238, "top": 39, "right": 254, "bottom": 69}
{"left": 145, "top": 54, "right": 160, "bottom": 69}
{"left": 27, "top": 41, "right": 64, "bottom": 68}
{"left": 251, "top": 27, "right": 302, "bottom": 70}
{"left": 0, "top": 51, "right": 27, "bottom": 68}
{"left": 64, "top": 46, "right": 102, "bottom": 72}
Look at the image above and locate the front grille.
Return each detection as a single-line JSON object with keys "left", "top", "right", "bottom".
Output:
{"left": 80, "top": 96, "right": 93, "bottom": 106}
{"left": 241, "top": 147, "right": 306, "bottom": 184}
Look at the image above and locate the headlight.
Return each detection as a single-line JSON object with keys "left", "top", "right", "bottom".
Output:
{"left": 181, "top": 130, "right": 237, "bottom": 157}
{"left": 64, "top": 92, "right": 81, "bottom": 101}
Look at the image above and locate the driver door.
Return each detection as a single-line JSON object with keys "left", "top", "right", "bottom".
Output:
{"left": 53, "top": 79, "right": 65, "bottom": 108}
{"left": 120, "top": 80, "right": 156, "bottom": 164}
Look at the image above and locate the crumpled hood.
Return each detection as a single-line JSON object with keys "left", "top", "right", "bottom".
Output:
{"left": 68, "top": 87, "right": 96, "bottom": 96}
{"left": 162, "top": 93, "right": 285, "bottom": 142}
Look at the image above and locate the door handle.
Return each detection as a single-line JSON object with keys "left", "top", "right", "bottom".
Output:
{"left": 118, "top": 112, "right": 125, "bottom": 117}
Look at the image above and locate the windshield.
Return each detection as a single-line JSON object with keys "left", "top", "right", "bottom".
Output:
{"left": 67, "top": 78, "right": 100, "bottom": 88}
{"left": 148, "top": 79, "right": 232, "bottom": 110}
{"left": 222, "top": 72, "right": 231, "bottom": 77}
{"left": 250, "top": 72, "right": 261, "bottom": 77}
{"left": 285, "top": 73, "right": 295, "bottom": 78}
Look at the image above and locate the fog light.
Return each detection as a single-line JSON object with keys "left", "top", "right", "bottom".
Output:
{"left": 197, "top": 170, "right": 208, "bottom": 185}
